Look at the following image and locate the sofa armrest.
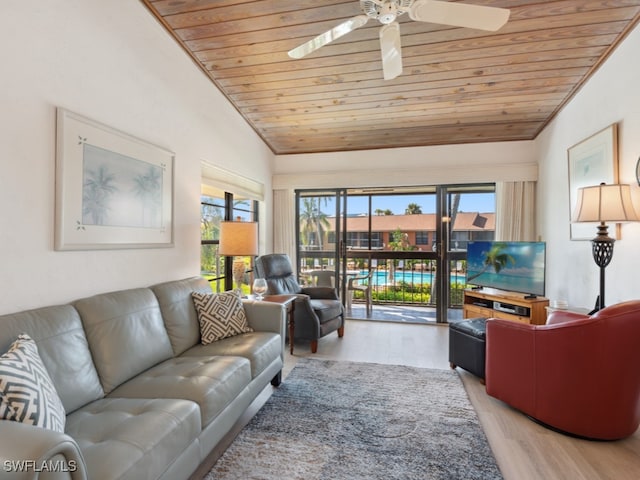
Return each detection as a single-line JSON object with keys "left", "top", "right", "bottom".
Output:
{"left": 242, "top": 300, "right": 287, "bottom": 337}
{"left": 242, "top": 300, "right": 287, "bottom": 361}
{"left": 485, "top": 318, "right": 538, "bottom": 413}
{"left": 0, "top": 421, "right": 87, "bottom": 480}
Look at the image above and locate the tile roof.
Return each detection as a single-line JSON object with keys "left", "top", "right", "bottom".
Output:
{"left": 343, "top": 212, "right": 495, "bottom": 232}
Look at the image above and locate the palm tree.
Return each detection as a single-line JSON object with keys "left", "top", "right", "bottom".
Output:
{"left": 387, "top": 227, "right": 414, "bottom": 282}
{"left": 83, "top": 165, "right": 118, "bottom": 225}
{"left": 466, "top": 242, "right": 515, "bottom": 282}
{"left": 132, "top": 165, "right": 162, "bottom": 227}
{"left": 299, "top": 197, "right": 330, "bottom": 249}
{"left": 405, "top": 203, "right": 422, "bottom": 214}
{"left": 374, "top": 208, "right": 393, "bottom": 215}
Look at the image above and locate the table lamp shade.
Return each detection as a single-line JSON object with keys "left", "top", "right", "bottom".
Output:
{"left": 218, "top": 221, "right": 258, "bottom": 256}
{"left": 572, "top": 183, "right": 639, "bottom": 223}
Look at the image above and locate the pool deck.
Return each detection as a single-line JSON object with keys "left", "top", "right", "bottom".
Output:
{"left": 346, "top": 303, "right": 463, "bottom": 324}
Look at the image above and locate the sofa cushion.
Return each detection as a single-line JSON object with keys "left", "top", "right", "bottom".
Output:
{"left": 192, "top": 291, "right": 253, "bottom": 344}
{"left": 309, "top": 298, "right": 343, "bottom": 323}
{"left": 74, "top": 288, "right": 174, "bottom": 394}
{"left": 182, "top": 332, "right": 281, "bottom": 379}
{"left": 0, "top": 334, "right": 66, "bottom": 433}
{"left": 0, "top": 305, "right": 104, "bottom": 414}
{"left": 449, "top": 317, "right": 487, "bottom": 339}
{"left": 66, "top": 397, "right": 200, "bottom": 480}
{"left": 151, "top": 277, "right": 213, "bottom": 356}
{"left": 107, "top": 355, "right": 251, "bottom": 426}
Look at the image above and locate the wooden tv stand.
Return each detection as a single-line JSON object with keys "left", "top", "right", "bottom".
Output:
{"left": 463, "top": 288, "right": 549, "bottom": 325}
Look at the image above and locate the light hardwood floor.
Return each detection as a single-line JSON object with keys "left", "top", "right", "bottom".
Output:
{"left": 196, "top": 319, "right": 640, "bottom": 480}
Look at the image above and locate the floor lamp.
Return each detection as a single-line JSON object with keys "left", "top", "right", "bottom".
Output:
{"left": 218, "top": 221, "right": 259, "bottom": 292}
{"left": 572, "top": 183, "right": 639, "bottom": 313}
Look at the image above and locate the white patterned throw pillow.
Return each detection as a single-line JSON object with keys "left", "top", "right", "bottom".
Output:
{"left": 0, "top": 334, "right": 66, "bottom": 433}
{"left": 192, "top": 290, "right": 253, "bottom": 344}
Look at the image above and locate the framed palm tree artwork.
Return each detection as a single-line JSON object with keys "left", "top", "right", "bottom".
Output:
{"left": 55, "top": 108, "right": 174, "bottom": 250}
{"left": 567, "top": 123, "right": 619, "bottom": 241}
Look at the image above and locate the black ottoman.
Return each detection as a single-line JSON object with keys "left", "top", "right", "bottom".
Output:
{"left": 449, "top": 318, "right": 487, "bottom": 382}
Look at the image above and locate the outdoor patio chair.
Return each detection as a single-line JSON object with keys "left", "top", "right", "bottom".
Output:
{"left": 347, "top": 268, "right": 374, "bottom": 317}
{"left": 308, "top": 269, "right": 335, "bottom": 288}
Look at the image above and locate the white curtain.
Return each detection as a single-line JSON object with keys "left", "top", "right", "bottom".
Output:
{"left": 495, "top": 181, "right": 536, "bottom": 241}
{"left": 273, "top": 189, "right": 296, "bottom": 265}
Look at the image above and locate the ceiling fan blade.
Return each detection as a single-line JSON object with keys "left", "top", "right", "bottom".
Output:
{"left": 409, "top": 0, "right": 510, "bottom": 32}
{"left": 380, "top": 22, "right": 402, "bottom": 81}
{"left": 288, "top": 15, "right": 369, "bottom": 59}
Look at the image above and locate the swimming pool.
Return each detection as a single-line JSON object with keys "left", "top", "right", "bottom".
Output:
{"left": 365, "top": 270, "right": 466, "bottom": 285}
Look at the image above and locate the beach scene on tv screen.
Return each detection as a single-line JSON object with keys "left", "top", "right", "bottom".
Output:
{"left": 466, "top": 241, "right": 546, "bottom": 295}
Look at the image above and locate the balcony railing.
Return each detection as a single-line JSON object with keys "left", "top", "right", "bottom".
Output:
{"left": 299, "top": 249, "right": 466, "bottom": 309}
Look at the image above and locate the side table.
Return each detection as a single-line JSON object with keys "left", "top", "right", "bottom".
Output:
{"left": 263, "top": 294, "right": 297, "bottom": 355}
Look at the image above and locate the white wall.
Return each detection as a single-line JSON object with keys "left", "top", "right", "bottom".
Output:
{"left": 0, "top": 0, "right": 274, "bottom": 314}
{"left": 274, "top": 141, "right": 537, "bottom": 189}
{"left": 537, "top": 23, "right": 640, "bottom": 308}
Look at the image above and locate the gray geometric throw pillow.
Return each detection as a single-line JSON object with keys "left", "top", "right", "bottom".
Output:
{"left": 192, "top": 290, "right": 253, "bottom": 344}
{"left": 0, "top": 333, "right": 66, "bottom": 433}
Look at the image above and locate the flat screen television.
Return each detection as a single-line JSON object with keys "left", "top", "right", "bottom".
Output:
{"left": 465, "top": 241, "right": 546, "bottom": 298}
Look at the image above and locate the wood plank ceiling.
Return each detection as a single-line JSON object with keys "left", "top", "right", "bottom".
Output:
{"left": 142, "top": 0, "right": 640, "bottom": 155}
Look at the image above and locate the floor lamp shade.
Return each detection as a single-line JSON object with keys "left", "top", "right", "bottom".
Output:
{"left": 571, "top": 183, "right": 639, "bottom": 312}
{"left": 218, "top": 221, "right": 259, "bottom": 257}
{"left": 571, "top": 183, "right": 639, "bottom": 224}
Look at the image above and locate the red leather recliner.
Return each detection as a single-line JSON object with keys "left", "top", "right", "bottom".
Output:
{"left": 485, "top": 300, "right": 640, "bottom": 440}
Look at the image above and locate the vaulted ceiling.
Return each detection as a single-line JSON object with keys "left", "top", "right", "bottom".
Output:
{"left": 142, "top": 0, "right": 640, "bottom": 155}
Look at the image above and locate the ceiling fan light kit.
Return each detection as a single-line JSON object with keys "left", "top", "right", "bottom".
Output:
{"left": 288, "top": 0, "right": 511, "bottom": 80}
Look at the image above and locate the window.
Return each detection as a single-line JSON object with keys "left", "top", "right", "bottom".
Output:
{"left": 415, "top": 231, "right": 429, "bottom": 245}
{"left": 371, "top": 232, "right": 383, "bottom": 248}
{"left": 200, "top": 188, "right": 258, "bottom": 292}
{"left": 201, "top": 193, "right": 225, "bottom": 291}
{"left": 346, "top": 231, "right": 381, "bottom": 249}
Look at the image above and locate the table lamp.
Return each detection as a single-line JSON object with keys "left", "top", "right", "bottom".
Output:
{"left": 572, "top": 183, "right": 639, "bottom": 313}
{"left": 218, "top": 220, "right": 259, "bottom": 291}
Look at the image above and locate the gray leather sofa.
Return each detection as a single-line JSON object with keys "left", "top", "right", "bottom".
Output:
{"left": 0, "top": 277, "right": 286, "bottom": 480}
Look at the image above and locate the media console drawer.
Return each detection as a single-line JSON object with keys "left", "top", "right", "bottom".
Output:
{"left": 463, "top": 304, "right": 494, "bottom": 318}
{"left": 463, "top": 288, "right": 549, "bottom": 325}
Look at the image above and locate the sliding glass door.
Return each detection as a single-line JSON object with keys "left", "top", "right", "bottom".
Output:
{"left": 435, "top": 185, "right": 496, "bottom": 322}
{"left": 295, "top": 185, "right": 495, "bottom": 323}
{"left": 296, "top": 189, "right": 348, "bottom": 299}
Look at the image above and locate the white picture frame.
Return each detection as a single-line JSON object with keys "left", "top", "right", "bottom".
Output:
{"left": 55, "top": 108, "right": 174, "bottom": 250}
{"left": 567, "top": 123, "right": 619, "bottom": 241}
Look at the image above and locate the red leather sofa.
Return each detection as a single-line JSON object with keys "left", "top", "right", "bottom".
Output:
{"left": 485, "top": 300, "right": 640, "bottom": 440}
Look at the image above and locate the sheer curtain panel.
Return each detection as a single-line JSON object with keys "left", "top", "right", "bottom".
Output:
{"left": 495, "top": 181, "right": 536, "bottom": 241}
{"left": 273, "top": 189, "right": 296, "bottom": 266}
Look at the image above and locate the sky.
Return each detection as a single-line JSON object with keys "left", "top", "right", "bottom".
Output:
{"left": 311, "top": 192, "right": 496, "bottom": 216}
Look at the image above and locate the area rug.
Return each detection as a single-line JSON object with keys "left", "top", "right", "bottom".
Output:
{"left": 205, "top": 359, "right": 502, "bottom": 480}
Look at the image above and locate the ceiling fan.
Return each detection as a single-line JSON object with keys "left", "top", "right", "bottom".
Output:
{"left": 288, "top": 0, "right": 510, "bottom": 80}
